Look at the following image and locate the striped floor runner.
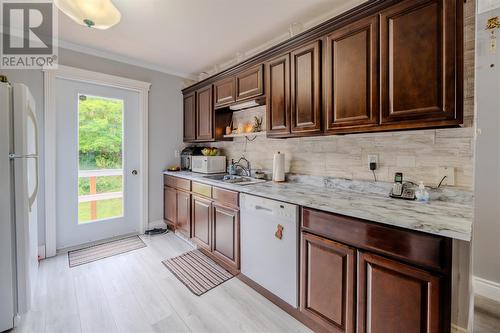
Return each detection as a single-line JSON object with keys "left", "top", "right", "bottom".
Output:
{"left": 68, "top": 236, "right": 146, "bottom": 267}
{"left": 162, "top": 250, "right": 235, "bottom": 296}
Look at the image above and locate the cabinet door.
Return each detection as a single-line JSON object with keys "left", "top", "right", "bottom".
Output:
{"left": 196, "top": 85, "right": 214, "bottom": 141}
{"left": 300, "top": 232, "right": 355, "bottom": 333}
{"left": 214, "top": 77, "right": 236, "bottom": 108}
{"left": 163, "top": 186, "right": 176, "bottom": 228}
{"left": 183, "top": 92, "right": 196, "bottom": 142}
{"left": 290, "top": 40, "right": 322, "bottom": 135}
{"left": 357, "top": 251, "right": 442, "bottom": 333}
{"left": 236, "top": 65, "right": 263, "bottom": 101}
{"left": 380, "top": 0, "right": 459, "bottom": 125}
{"left": 192, "top": 195, "right": 212, "bottom": 251}
{"left": 265, "top": 54, "right": 290, "bottom": 136}
{"left": 325, "top": 16, "right": 378, "bottom": 132}
{"left": 176, "top": 190, "right": 191, "bottom": 238}
{"left": 212, "top": 203, "right": 239, "bottom": 269}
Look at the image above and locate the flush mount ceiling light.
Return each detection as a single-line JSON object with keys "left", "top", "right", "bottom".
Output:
{"left": 54, "top": 0, "right": 121, "bottom": 30}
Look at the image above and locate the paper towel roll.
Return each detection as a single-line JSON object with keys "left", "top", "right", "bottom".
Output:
{"left": 273, "top": 152, "right": 285, "bottom": 182}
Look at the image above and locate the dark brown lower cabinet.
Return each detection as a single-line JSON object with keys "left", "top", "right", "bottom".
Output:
{"left": 300, "top": 232, "right": 355, "bottom": 333}
{"left": 192, "top": 195, "right": 212, "bottom": 251}
{"left": 357, "top": 251, "right": 442, "bottom": 333}
{"left": 176, "top": 190, "right": 191, "bottom": 238}
{"left": 163, "top": 186, "right": 176, "bottom": 229}
{"left": 212, "top": 203, "right": 239, "bottom": 269}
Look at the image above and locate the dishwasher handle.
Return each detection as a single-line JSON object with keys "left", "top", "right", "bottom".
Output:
{"left": 254, "top": 205, "right": 274, "bottom": 213}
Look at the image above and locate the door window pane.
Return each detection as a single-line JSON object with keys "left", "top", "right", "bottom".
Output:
{"left": 78, "top": 94, "right": 124, "bottom": 223}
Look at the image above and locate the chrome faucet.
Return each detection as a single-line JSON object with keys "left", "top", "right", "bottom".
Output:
{"left": 234, "top": 156, "right": 251, "bottom": 177}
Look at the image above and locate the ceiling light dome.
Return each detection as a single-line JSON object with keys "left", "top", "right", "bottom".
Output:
{"left": 54, "top": 0, "right": 121, "bottom": 30}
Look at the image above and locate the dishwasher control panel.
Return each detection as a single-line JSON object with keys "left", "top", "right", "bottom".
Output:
{"left": 241, "top": 194, "right": 297, "bottom": 219}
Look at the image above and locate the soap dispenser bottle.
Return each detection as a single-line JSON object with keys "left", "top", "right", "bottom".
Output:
{"left": 228, "top": 159, "right": 236, "bottom": 175}
{"left": 416, "top": 181, "right": 430, "bottom": 202}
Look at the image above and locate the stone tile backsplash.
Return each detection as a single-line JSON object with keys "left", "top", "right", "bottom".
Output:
{"left": 212, "top": 126, "right": 475, "bottom": 190}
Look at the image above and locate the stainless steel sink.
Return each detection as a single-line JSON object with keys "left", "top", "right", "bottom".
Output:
{"left": 203, "top": 174, "right": 266, "bottom": 185}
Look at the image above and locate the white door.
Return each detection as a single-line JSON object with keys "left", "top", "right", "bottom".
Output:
{"left": 55, "top": 78, "right": 141, "bottom": 249}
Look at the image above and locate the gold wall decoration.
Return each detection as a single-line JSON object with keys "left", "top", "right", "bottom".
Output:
{"left": 486, "top": 17, "right": 500, "bottom": 53}
{"left": 486, "top": 16, "right": 500, "bottom": 30}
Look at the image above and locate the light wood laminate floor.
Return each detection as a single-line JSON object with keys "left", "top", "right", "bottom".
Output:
{"left": 13, "top": 232, "right": 311, "bottom": 333}
{"left": 474, "top": 295, "right": 500, "bottom": 333}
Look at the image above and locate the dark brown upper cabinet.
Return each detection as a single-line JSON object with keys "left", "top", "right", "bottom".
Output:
{"left": 214, "top": 77, "right": 236, "bottom": 108}
{"left": 357, "top": 251, "right": 442, "bottom": 333}
{"left": 300, "top": 232, "right": 355, "bottom": 333}
{"left": 324, "top": 16, "right": 379, "bottom": 133}
{"left": 290, "top": 40, "right": 322, "bottom": 135}
{"left": 266, "top": 54, "right": 290, "bottom": 137}
{"left": 236, "top": 65, "right": 264, "bottom": 101}
{"left": 182, "top": 0, "right": 463, "bottom": 139}
{"left": 183, "top": 92, "right": 196, "bottom": 142}
{"left": 380, "top": 0, "right": 460, "bottom": 126}
{"left": 195, "top": 85, "right": 214, "bottom": 141}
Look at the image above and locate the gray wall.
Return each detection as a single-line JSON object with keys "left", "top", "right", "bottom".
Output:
{"left": 473, "top": 8, "right": 500, "bottom": 284}
{"left": 2, "top": 48, "right": 186, "bottom": 246}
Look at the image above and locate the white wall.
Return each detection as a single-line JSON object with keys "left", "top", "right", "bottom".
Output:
{"left": 473, "top": 7, "right": 500, "bottom": 288}
{"left": 477, "top": 0, "right": 500, "bottom": 13}
{"left": 1, "top": 48, "right": 186, "bottom": 246}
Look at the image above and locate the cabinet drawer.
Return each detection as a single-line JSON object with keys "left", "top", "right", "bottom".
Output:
{"left": 163, "top": 175, "right": 191, "bottom": 191}
{"left": 212, "top": 187, "right": 239, "bottom": 208}
{"left": 301, "top": 208, "right": 451, "bottom": 272}
{"left": 192, "top": 182, "right": 212, "bottom": 198}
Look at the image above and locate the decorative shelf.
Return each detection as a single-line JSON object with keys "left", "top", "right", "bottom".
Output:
{"left": 223, "top": 131, "right": 267, "bottom": 139}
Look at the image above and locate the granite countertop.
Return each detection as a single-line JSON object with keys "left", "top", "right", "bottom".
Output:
{"left": 163, "top": 171, "right": 473, "bottom": 241}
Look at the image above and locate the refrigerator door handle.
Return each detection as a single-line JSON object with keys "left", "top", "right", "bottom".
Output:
{"left": 27, "top": 108, "right": 39, "bottom": 211}
{"left": 8, "top": 153, "right": 38, "bottom": 159}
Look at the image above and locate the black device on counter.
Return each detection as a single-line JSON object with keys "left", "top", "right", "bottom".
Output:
{"left": 180, "top": 146, "right": 205, "bottom": 171}
{"left": 390, "top": 172, "right": 415, "bottom": 200}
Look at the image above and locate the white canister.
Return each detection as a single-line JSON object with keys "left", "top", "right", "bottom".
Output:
{"left": 273, "top": 151, "right": 285, "bottom": 182}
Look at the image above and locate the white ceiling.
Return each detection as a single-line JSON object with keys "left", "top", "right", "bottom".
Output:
{"left": 57, "top": 0, "right": 366, "bottom": 79}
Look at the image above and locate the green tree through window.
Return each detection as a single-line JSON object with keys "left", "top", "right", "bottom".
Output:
{"left": 78, "top": 95, "right": 124, "bottom": 223}
{"left": 79, "top": 95, "right": 123, "bottom": 170}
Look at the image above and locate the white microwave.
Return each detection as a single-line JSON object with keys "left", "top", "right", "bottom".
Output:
{"left": 191, "top": 156, "right": 226, "bottom": 174}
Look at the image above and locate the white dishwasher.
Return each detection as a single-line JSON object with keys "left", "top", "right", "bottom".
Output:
{"left": 240, "top": 193, "right": 299, "bottom": 308}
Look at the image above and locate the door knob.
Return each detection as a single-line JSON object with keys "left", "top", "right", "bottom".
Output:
{"left": 132, "top": 170, "right": 138, "bottom": 175}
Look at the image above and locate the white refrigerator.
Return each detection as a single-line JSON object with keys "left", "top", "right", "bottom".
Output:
{"left": 0, "top": 81, "right": 39, "bottom": 331}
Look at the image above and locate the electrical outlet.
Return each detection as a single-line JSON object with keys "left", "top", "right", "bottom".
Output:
{"left": 367, "top": 154, "right": 378, "bottom": 169}
{"left": 438, "top": 167, "right": 455, "bottom": 186}
{"left": 174, "top": 150, "right": 180, "bottom": 158}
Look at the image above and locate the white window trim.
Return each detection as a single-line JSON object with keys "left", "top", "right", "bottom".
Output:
{"left": 43, "top": 65, "right": 151, "bottom": 258}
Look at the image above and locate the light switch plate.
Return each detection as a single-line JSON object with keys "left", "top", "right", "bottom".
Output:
{"left": 439, "top": 167, "right": 455, "bottom": 186}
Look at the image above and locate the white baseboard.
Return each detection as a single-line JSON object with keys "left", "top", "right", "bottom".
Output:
{"left": 147, "top": 219, "right": 167, "bottom": 230}
{"left": 473, "top": 275, "right": 500, "bottom": 303}
{"left": 37, "top": 245, "right": 46, "bottom": 260}
{"left": 173, "top": 231, "right": 197, "bottom": 249}
{"left": 451, "top": 323, "right": 468, "bottom": 333}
